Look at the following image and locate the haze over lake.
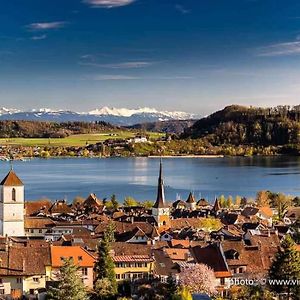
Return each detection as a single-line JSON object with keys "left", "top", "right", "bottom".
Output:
{"left": 1, "top": 157, "right": 300, "bottom": 203}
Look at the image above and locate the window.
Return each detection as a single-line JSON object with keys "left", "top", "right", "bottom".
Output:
{"left": 116, "top": 274, "right": 121, "bottom": 279}
{"left": 39, "top": 229, "right": 43, "bottom": 233}
{"left": 239, "top": 267, "right": 243, "bottom": 273}
{"left": 16, "top": 278, "right": 22, "bottom": 284}
{"left": 220, "top": 278, "right": 225, "bottom": 285}
{"left": 82, "top": 268, "right": 88, "bottom": 276}
{"left": 33, "top": 277, "right": 39, "bottom": 283}
{"left": 0, "top": 289, "right": 4, "bottom": 295}
{"left": 12, "top": 188, "right": 16, "bottom": 201}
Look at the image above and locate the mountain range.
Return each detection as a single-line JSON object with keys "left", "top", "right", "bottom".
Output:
{"left": 0, "top": 106, "right": 198, "bottom": 126}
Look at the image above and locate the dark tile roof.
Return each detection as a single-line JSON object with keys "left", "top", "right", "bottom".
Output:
{"left": 0, "top": 244, "right": 50, "bottom": 276}
{"left": 191, "top": 243, "right": 230, "bottom": 274}
{"left": 186, "top": 192, "right": 196, "bottom": 204}
{"left": 153, "top": 249, "right": 179, "bottom": 276}
{"left": 241, "top": 207, "right": 259, "bottom": 217}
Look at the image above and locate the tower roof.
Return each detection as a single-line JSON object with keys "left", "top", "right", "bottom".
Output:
{"left": 186, "top": 192, "right": 196, "bottom": 203}
{"left": 212, "top": 198, "right": 221, "bottom": 212}
{"left": 0, "top": 170, "right": 23, "bottom": 186}
{"left": 153, "top": 159, "right": 168, "bottom": 208}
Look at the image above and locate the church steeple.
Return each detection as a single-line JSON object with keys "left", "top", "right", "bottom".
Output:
{"left": 153, "top": 159, "right": 167, "bottom": 208}
{"left": 152, "top": 159, "right": 170, "bottom": 232}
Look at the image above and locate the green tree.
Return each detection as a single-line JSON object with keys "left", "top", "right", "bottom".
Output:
{"left": 123, "top": 196, "right": 138, "bottom": 207}
{"left": 174, "top": 287, "right": 192, "bottom": 300}
{"left": 256, "top": 190, "right": 270, "bottom": 207}
{"left": 269, "top": 235, "right": 300, "bottom": 299}
{"left": 47, "top": 258, "right": 88, "bottom": 300}
{"left": 111, "top": 194, "right": 119, "bottom": 210}
{"left": 143, "top": 200, "right": 154, "bottom": 209}
{"left": 94, "top": 278, "right": 117, "bottom": 300}
{"left": 165, "top": 275, "right": 178, "bottom": 299}
{"left": 226, "top": 195, "right": 233, "bottom": 208}
{"left": 94, "top": 221, "right": 117, "bottom": 299}
{"left": 235, "top": 195, "right": 242, "bottom": 208}
{"left": 218, "top": 195, "right": 226, "bottom": 208}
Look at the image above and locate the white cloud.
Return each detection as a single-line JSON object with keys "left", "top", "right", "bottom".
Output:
{"left": 175, "top": 4, "right": 190, "bottom": 14}
{"left": 89, "top": 74, "right": 193, "bottom": 81}
{"left": 80, "top": 61, "right": 154, "bottom": 69}
{"left": 83, "top": 0, "right": 136, "bottom": 8}
{"left": 92, "top": 74, "right": 140, "bottom": 80}
{"left": 31, "top": 34, "right": 47, "bottom": 40}
{"left": 257, "top": 41, "right": 300, "bottom": 56}
{"left": 27, "top": 22, "right": 67, "bottom": 30}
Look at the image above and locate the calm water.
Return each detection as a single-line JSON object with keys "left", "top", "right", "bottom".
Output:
{"left": 0, "top": 157, "right": 300, "bottom": 203}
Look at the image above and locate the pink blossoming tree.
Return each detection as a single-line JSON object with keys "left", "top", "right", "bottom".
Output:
{"left": 179, "top": 263, "right": 217, "bottom": 296}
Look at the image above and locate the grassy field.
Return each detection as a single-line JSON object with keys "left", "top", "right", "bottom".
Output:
{"left": 0, "top": 131, "right": 164, "bottom": 147}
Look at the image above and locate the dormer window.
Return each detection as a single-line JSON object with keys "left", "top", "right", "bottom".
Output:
{"left": 12, "top": 188, "right": 16, "bottom": 201}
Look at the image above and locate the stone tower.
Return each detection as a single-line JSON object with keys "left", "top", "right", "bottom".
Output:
{"left": 0, "top": 169, "right": 25, "bottom": 236}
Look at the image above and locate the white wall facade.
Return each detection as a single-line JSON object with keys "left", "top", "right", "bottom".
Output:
{"left": 0, "top": 185, "right": 25, "bottom": 236}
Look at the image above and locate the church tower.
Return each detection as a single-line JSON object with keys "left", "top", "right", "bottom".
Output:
{"left": 152, "top": 159, "right": 170, "bottom": 232}
{"left": 0, "top": 169, "right": 25, "bottom": 236}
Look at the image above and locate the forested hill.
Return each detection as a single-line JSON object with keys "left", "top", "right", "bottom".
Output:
{"left": 0, "top": 120, "right": 118, "bottom": 138}
{"left": 182, "top": 105, "right": 300, "bottom": 146}
{"left": 129, "top": 119, "right": 196, "bottom": 134}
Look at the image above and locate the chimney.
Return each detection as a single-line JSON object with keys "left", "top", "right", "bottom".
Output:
{"left": 5, "top": 235, "right": 9, "bottom": 252}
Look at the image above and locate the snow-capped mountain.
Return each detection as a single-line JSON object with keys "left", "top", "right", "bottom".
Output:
{"left": 0, "top": 106, "right": 199, "bottom": 126}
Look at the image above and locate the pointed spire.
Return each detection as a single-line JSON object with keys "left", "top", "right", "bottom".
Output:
{"left": 212, "top": 197, "right": 221, "bottom": 212}
{"left": 186, "top": 192, "right": 196, "bottom": 203}
{"left": 9, "top": 159, "right": 13, "bottom": 171}
{"left": 153, "top": 158, "right": 167, "bottom": 208}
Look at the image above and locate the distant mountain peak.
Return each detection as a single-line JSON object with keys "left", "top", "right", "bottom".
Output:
{"left": 0, "top": 106, "right": 199, "bottom": 126}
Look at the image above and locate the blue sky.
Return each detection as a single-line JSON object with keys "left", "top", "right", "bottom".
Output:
{"left": 1, "top": 0, "right": 300, "bottom": 114}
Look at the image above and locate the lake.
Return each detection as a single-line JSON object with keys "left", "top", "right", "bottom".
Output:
{"left": 0, "top": 156, "right": 299, "bottom": 203}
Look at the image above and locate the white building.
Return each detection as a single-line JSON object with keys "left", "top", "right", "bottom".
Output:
{"left": 0, "top": 169, "right": 25, "bottom": 236}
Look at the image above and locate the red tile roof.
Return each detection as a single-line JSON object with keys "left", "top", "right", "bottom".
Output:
{"left": 113, "top": 255, "right": 153, "bottom": 263}
{"left": 0, "top": 170, "right": 23, "bottom": 186}
{"left": 50, "top": 246, "right": 95, "bottom": 268}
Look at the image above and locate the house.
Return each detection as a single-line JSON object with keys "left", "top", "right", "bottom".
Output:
{"left": 241, "top": 206, "right": 273, "bottom": 226}
{"left": 172, "top": 200, "right": 187, "bottom": 210}
{"left": 95, "top": 221, "right": 159, "bottom": 243}
{"left": 45, "top": 225, "right": 92, "bottom": 242}
{"left": 25, "top": 217, "right": 56, "bottom": 237}
{"left": 164, "top": 248, "right": 193, "bottom": 263}
{"left": 285, "top": 207, "right": 300, "bottom": 224}
{"left": 0, "top": 240, "right": 51, "bottom": 298}
{"left": 25, "top": 199, "right": 52, "bottom": 217}
{"left": 197, "top": 199, "right": 211, "bottom": 209}
{"left": 112, "top": 243, "right": 154, "bottom": 281}
{"left": 191, "top": 243, "right": 232, "bottom": 292}
{"left": 49, "top": 246, "right": 95, "bottom": 289}
{"left": 47, "top": 200, "right": 73, "bottom": 218}
{"left": 152, "top": 249, "right": 179, "bottom": 282}
{"left": 128, "top": 135, "right": 148, "bottom": 144}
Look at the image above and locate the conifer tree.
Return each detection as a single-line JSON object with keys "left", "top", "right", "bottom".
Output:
{"left": 94, "top": 221, "right": 118, "bottom": 299}
{"left": 111, "top": 194, "right": 119, "bottom": 210}
{"left": 47, "top": 258, "right": 88, "bottom": 300}
{"left": 269, "top": 235, "right": 300, "bottom": 299}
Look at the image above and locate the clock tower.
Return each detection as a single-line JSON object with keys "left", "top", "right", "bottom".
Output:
{"left": 152, "top": 159, "right": 170, "bottom": 232}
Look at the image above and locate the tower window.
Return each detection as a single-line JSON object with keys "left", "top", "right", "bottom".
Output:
{"left": 12, "top": 188, "right": 16, "bottom": 201}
